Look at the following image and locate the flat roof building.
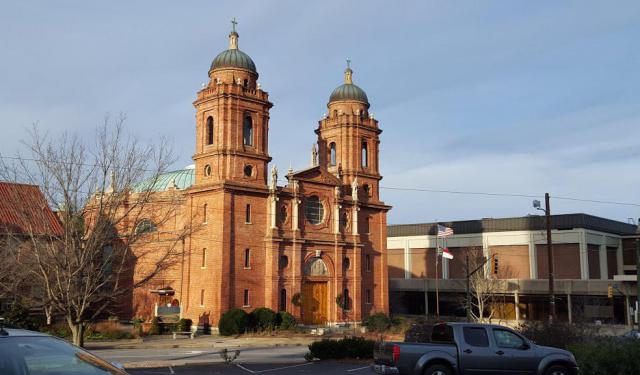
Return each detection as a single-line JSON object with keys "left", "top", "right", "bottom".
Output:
{"left": 387, "top": 214, "right": 638, "bottom": 325}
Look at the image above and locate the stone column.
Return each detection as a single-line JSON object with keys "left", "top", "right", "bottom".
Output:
{"left": 528, "top": 232, "right": 538, "bottom": 279}
{"left": 567, "top": 293, "right": 573, "bottom": 324}
{"left": 617, "top": 239, "right": 624, "bottom": 276}
{"left": 404, "top": 239, "right": 411, "bottom": 280}
{"left": 579, "top": 230, "right": 589, "bottom": 280}
{"left": 599, "top": 238, "right": 608, "bottom": 280}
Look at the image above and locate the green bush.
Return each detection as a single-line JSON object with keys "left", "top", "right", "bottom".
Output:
{"left": 308, "top": 336, "right": 375, "bottom": 360}
{"left": 277, "top": 311, "right": 297, "bottom": 330}
{"left": 86, "top": 330, "right": 134, "bottom": 340}
{"left": 148, "top": 317, "right": 161, "bottom": 335}
{"left": 41, "top": 323, "right": 72, "bottom": 339}
{"left": 1, "top": 303, "right": 43, "bottom": 331}
{"left": 365, "top": 313, "right": 391, "bottom": 332}
{"left": 250, "top": 308, "right": 277, "bottom": 331}
{"left": 219, "top": 308, "right": 249, "bottom": 336}
{"left": 569, "top": 338, "right": 640, "bottom": 375}
{"left": 177, "top": 318, "right": 192, "bottom": 332}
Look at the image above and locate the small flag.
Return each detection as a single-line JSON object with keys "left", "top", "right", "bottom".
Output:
{"left": 442, "top": 247, "right": 454, "bottom": 260}
{"left": 437, "top": 224, "right": 454, "bottom": 237}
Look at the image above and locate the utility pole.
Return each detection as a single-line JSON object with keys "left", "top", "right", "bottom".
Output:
{"left": 545, "top": 193, "right": 556, "bottom": 322}
{"left": 636, "top": 220, "right": 639, "bottom": 329}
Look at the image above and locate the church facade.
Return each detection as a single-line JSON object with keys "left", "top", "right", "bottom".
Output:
{"left": 128, "top": 24, "right": 390, "bottom": 329}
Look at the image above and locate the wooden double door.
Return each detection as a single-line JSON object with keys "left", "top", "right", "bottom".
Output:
{"left": 301, "top": 281, "right": 328, "bottom": 325}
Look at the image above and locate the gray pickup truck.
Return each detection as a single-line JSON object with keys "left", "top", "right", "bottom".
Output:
{"left": 373, "top": 322, "right": 578, "bottom": 375}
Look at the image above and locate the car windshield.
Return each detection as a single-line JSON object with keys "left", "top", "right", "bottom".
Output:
{"left": 0, "top": 336, "right": 126, "bottom": 375}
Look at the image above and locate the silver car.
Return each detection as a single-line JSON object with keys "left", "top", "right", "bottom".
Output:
{"left": 0, "top": 327, "right": 128, "bottom": 375}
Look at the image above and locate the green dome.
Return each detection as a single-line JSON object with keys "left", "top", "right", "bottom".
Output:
{"left": 329, "top": 83, "right": 369, "bottom": 105}
{"left": 133, "top": 168, "right": 195, "bottom": 193}
{"left": 210, "top": 49, "right": 256, "bottom": 73}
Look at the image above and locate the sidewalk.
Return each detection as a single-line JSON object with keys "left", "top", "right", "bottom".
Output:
{"left": 84, "top": 333, "right": 318, "bottom": 350}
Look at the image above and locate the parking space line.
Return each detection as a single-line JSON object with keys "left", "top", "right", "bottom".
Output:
{"left": 168, "top": 366, "right": 175, "bottom": 374}
{"left": 236, "top": 362, "right": 314, "bottom": 374}
{"left": 235, "top": 364, "right": 257, "bottom": 373}
{"left": 347, "top": 366, "right": 370, "bottom": 372}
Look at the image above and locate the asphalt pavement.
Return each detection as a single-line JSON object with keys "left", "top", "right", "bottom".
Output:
{"left": 127, "top": 361, "right": 372, "bottom": 375}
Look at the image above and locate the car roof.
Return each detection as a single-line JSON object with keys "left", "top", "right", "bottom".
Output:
{"left": 443, "top": 322, "right": 510, "bottom": 329}
{"left": 0, "top": 328, "right": 50, "bottom": 337}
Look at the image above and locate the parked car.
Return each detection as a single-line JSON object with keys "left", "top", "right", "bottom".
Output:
{"left": 373, "top": 322, "right": 578, "bottom": 375}
{"left": 0, "top": 322, "right": 128, "bottom": 375}
{"left": 620, "top": 329, "right": 640, "bottom": 340}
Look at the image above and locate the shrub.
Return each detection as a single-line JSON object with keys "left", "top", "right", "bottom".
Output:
{"left": 148, "top": 317, "right": 161, "bottom": 335}
{"left": 250, "top": 308, "right": 277, "bottom": 331}
{"left": 42, "top": 323, "right": 72, "bottom": 339}
{"left": 2, "top": 303, "right": 43, "bottom": 331}
{"left": 219, "top": 308, "right": 249, "bottom": 336}
{"left": 390, "top": 315, "right": 410, "bottom": 334}
{"left": 365, "top": 313, "right": 391, "bottom": 332}
{"left": 86, "top": 330, "right": 134, "bottom": 340}
{"left": 177, "top": 318, "right": 192, "bottom": 332}
{"left": 569, "top": 338, "right": 640, "bottom": 375}
{"left": 516, "top": 321, "right": 599, "bottom": 349}
{"left": 308, "top": 336, "right": 375, "bottom": 360}
{"left": 277, "top": 311, "right": 297, "bottom": 330}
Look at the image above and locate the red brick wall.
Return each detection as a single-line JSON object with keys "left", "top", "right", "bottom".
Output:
{"left": 388, "top": 249, "right": 405, "bottom": 278}
{"left": 489, "top": 245, "right": 530, "bottom": 279}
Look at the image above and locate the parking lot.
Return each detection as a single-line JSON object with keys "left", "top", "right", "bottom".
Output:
{"left": 128, "top": 361, "right": 371, "bottom": 375}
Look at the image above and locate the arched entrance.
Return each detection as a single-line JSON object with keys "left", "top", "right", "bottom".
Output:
{"left": 302, "top": 257, "right": 330, "bottom": 325}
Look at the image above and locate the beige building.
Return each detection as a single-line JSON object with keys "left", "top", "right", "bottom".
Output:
{"left": 387, "top": 214, "right": 638, "bottom": 325}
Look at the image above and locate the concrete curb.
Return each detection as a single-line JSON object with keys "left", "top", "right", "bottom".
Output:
{"left": 86, "top": 338, "right": 317, "bottom": 350}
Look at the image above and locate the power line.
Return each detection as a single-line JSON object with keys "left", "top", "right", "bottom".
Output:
{"left": 2, "top": 155, "right": 639, "bottom": 208}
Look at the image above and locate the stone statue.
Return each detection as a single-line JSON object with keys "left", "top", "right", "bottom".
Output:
{"left": 293, "top": 179, "right": 300, "bottom": 194}
{"left": 311, "top": 144, "right": 318, "bottom": 167}
{"left": 351, "top": 178, "right": 359, "bottom": 199}
{"left": 270, "top": 165, "right": 278, "bottom": 191}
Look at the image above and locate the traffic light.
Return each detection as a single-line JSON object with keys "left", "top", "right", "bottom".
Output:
{"left": 607, "top": 286, "right": 613, "bottom": 299}
{"left": 492, "top": 256, "right": 499, "bottom": 275}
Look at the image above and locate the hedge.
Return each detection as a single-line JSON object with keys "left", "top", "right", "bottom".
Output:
{"left": 308, "top": 336, "right": 375, "bottom": 360}
{"left": 277, "top": 311, "right": 297, "bottom": 330}
{"left": 365, "top": 313, "right": 391, "bottom": 332}
{"left": 219, "top": 308, "right": 250, "bottom": 336}
{"left": 251, "top": 308, "right": 277, "bottom": 331}
{"left": 570, "top": 338, "right": 640, "bottom": 375}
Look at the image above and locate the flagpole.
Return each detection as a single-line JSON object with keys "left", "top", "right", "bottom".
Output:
{"left": 435, "top": 223, "right": 440, "bottom": 320}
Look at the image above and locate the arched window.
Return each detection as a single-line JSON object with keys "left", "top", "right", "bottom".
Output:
{"left": 203, "top": 203, "right": 208, "bottom": 224}
{"left": 206, "top": 116, "right": 214, "bottom": 145}
{"left": 244, "top": 248, "right": 251, "bottom": 268}
{"left": 304, "top": 196, "right": 324, "bottom": 225}
{"left": 243, "top": 79, "right": 248, "bottom": 88}
{"left": 304, "top": 258, "right": 329, "bottom": 276}
{"left": 329, "top": 142, "right": 336, "bottom": 166}
{"left": 243, "top": 115, "right": 253, "bottom": 146}
{"left": 361, "top": 141, "right": 368, "bottom": 168}
{"left": 280, "top": 289, "right": 287, "bottom": 311}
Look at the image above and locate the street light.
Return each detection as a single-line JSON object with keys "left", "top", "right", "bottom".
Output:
{"left": 533, "top": 193, "right": 556, "bottom": 322}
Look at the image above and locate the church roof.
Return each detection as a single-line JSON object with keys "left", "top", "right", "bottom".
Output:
{"left": 133, "top": 168, "right": 195, "bottom": 193}
{"left": 211, "top": 48, "right": 257, "bottom": 73}
{"left": 0, "top": 182, "right": 63, "bottom": 236}
{"left": 329, "top": 82, "right": 369, "bottom": 105}
{"left": 328, "top": 62, "right": 369, "bottom": 106}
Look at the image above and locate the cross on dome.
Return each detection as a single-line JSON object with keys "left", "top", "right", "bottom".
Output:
{"left": 231, "top": 17, "right": 237, "bottom": 33}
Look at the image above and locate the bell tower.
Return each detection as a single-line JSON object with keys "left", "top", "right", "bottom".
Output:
{"left": 316, "top": 61, "right": 382, "bottom": 200}
{"left": 193, "top": 19, "right": 272, "bottom": 187}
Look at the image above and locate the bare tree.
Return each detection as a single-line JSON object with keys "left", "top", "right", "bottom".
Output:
{"left": 0, "top": 115, "right": 194, "bottom": 346}
{"left": 461, "top": 248, "right": 511, "bottom": 323}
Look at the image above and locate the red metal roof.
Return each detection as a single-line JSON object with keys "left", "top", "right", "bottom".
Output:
{"left": 0, "top": 182, "right": 63, "bottom": 236}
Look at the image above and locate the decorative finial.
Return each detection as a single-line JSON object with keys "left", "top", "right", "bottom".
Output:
{"left": 229, "top": 17, "right": 239, "bottom": 50}
{"left": 344, "top": 59, "right": 353, "bottom": 84}
{"left": 288, "top": 161, "right": 293, "bottom": 175}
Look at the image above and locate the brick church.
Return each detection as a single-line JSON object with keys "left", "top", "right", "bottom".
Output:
{"left": 127, "top": 23, "right": 391, "bottom": 329}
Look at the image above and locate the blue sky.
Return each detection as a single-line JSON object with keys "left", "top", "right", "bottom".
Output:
{"left": 1, "top": 1, "right": 639, "bottom": 224}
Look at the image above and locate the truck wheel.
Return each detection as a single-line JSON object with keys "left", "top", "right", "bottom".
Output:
{"left": 424, "top": 364, "right": 452, "bottom": 375}
{"left": 544, "top": 365, "right": 569, "bottom": 375}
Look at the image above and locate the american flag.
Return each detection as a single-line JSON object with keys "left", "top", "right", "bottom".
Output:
{"left": 437, "top": 224, "right": 454, "bottom": 237}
